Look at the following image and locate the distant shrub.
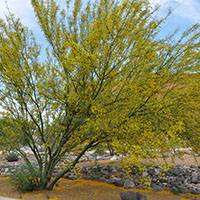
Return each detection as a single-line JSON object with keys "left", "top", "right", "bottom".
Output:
{"left": 6, "top": 152, "right": 19, "bottom": 162}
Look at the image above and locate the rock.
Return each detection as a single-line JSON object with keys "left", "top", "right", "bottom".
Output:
{"left": 67, "top": 174, "right": 77, "bottom": 180}
{"left": 172, "top": 168, "right": 184, "bottom": 176}
{"left": 120, "top": 191, "right": 147, "bottom": 200}
{"left": 107, "top": 178, "right": 116, "bottom": 184}
{"left": 136, "top": 184, "right": 143, "bottom": 189}
{"left": 190, "top": 164, "right": 197, "bottom": 169}
{"left": 142, "top": 172, "right": 148, "bottom": 177}
{"left": 83, "top": 175, "right": 93, "bottom": 180}
{"left": 1, "top": 168, "right": 5, "bottom": 173}
{"left": 178, "top": 185, "right": 190, "bottom": 194}
{"left": 191, "top": 174, "right": 199, "bottom": 184}
{"left": 196, "top": 183, "right": 200, "bottom": 189}
{"left": 147, "top": 168, "right": 155, "bottom": 176}
{"left": 171, "top": 186, "right": 180, "bottom": 194}
{"left": 101, "top": 169, "right": 109, "bottom": 174}
{"left": 0, "top": 173, "right": 7, "bottom": 177}
{"left": 124, "top": 179, "right": 136, "bottom": 189}
{"left": 91, "top": 174, "right": 101, "bottom": 181}
{"left": 151, "top": 185, "right": 163, "bottom": 192}
{"left": 104, "top": 173, "right": 111, "bottom": 179}
{"left": 191, "top": 187, "right": 200, "bottom": 195}
{"left": 114, "top": 178, "right": 124, "bottom": 187}
{"left": 116, "top": 172, "right": 125, "bottom": 178}
{"left": 151, "top": 178, "right": 157, "bottom": 183}
{"left": 110, "top": 169, "right": 118, "bottom": 174}
{"left": 99, "top": 177, "right": 107, "bottom": 182}
{"left": 110, "top": 155, "right": 118, "bottom": 161}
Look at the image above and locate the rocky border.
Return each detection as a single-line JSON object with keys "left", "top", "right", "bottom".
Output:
{"left": 61, "top": 163, "right": 200, "bottom": 195}
{"left": 1, "top": 157, "right": 200, "bottom": 196}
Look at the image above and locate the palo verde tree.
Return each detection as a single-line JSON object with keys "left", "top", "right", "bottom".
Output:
{"left": 0, "top": 0, "right": 199, "bottom": 191}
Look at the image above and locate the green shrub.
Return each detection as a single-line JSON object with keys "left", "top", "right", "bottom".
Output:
{"left": 8, "top": 164, "right": 42, "bottom": 192}
{"left": 6, "top": 152, "right": 19, "bottom": 162}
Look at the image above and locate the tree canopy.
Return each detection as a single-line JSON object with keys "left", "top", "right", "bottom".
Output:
{"left": 0, "top": 0, "right": 199, "bottom": 191}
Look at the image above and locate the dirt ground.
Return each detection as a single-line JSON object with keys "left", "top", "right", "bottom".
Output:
{"left": 0, "top": 178, "right": 198, "bottom": 200}
{"left": 0, "top": 156, "right": 200, "bottom": 200}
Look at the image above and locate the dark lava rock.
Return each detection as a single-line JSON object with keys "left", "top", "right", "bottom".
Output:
{"left": 191, "top": 188, "right": 200, "bottom": 195}
{"left": 136, "top": 184, "right": 143, "bottom": 189}
{"left": 120, "top": 191, "right": 147, "bottom": 200}
{"left": 63, "top": 173, "right": 77, "bottom": 180}
{"left": 171, "top": 186, "right": 180, "bottom": 194}
{"left": 99, "top": 177, "right": 107, "bottom": 182}
{"left": 107, "top": 178, "right": 116, "bottom": 184}
{"left": 151, "top": 184, "right": 163, "bottom": 192}
{"left": 114, "top": 178, "right": 124, "bottom": 187}
{"left": 178, "top": 185, "right": 190, "bottom": 194}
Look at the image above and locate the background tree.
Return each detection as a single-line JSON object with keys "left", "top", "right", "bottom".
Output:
{"left": 0, "top": 0, "right": 199, "bottom": 191}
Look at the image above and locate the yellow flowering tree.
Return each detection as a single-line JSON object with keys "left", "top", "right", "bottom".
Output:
{"left": 0, "top": 0, "right": 199, "bottom": 190}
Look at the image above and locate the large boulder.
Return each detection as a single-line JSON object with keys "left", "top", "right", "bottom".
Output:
{"left": 120, "top": 191, "right": 147, "bottom": 200}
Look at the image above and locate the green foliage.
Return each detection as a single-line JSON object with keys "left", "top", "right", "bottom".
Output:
{"left": 0, "top": 0, "right": 199, "bottom": 191}
{"left": 8, "top": 164, "right": 42, "bottom": 192}
{"left": 94, "top": 147, "right": 105, "bottom": 156}
{"left": 0, "top": 117, "right": 30, "bottom": 150}
{"left": 6, "top": 152, "right": 19, "bottom": 162}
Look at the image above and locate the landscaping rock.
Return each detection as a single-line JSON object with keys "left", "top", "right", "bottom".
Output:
{"left": 151, "top": 185, "right": 163, "bottom": 192}
{"left": 99, "top": 177, "right": 107, "bottom": 182}
{"left": 124, "top": 179, "right": 136, "bottom": 189}
{"left": 67, "top": 174, "right": 77, "bottom": 180}
{"left": 142, "top": 172, "right": 148, "bottom": 177}
{"left": 120, "top": 191, "right": 147, "bottom": 200}
{"left": 190, "top": 164, "right": 197, "bottom": 169}
{"left": 114, "top": 178, "right": 124, "bottom": 187}
{"left": 171, "top": 186, "right": 180, "bottom": 194}
{"left": 191, "top": 187, "right": 200, "bottom": 195}
{"left": 178, "top": 185, "right": 190, "bottom": 194}
{"left": 107, "top": 178, "right": 116, "bottom": 184}
{"left": 191, "top": 173, "right": 199, "bottom": 184}
{"left": 0, "top": 173, "right": 7, "bottom": 177}
{"left": 2, "top": 152, "right": 200, "bottom": 196}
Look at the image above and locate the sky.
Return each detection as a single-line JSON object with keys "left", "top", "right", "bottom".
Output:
{"left": 0, "top": 0, "right": 199, "bottom": 50}
{"left": 0, "top": 0, "right": 199, "bottom": 41}
{"left": 0, "top": 0, "right": 200, "bottom": 113}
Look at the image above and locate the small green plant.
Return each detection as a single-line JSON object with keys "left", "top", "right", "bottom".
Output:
{"left": 8, "top": 164, "right": 42, "bottom": 192}
{"left": 6, "top": 152, "right": 19, "bottom": 162}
